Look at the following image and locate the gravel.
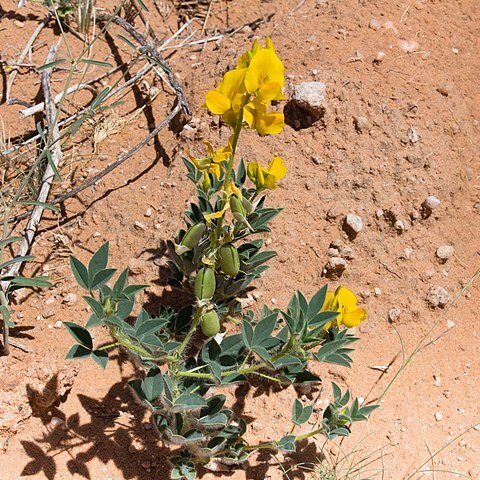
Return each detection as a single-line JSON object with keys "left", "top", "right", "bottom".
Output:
{"left": 343, "top": 213, "right": 363, "bottom": 239}
{"left": 353, "top": 116, "right": 369, "bottom": 133}
{"left": 436, "top": 245, "right": 454, "bottom": 262}
{"left": 388, "top": 307, "right": 401, "bottom": 322}
{"left": 323, "top": 256, "right": 347, "bottom": 278}
{"left": 426, "top": 286, "right": 451, "bottom": 308}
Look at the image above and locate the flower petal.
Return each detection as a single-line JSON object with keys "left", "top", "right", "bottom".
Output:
{"left": 205, "top": 90, "right": 231, "bottom": 115}
{"left": 267, "top": 156, "right": 287, "bottom": 180}
{"left": 255, "top": 111, "right": 285, "bottom": 135}
{"left": 342, "top": 308, "right": 366, "bottom": 328}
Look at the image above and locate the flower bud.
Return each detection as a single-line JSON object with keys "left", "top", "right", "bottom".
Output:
{"left": 230, "top": 195, "right": 246, "bottom": 221}
{"left": 200, "top": 309, "right": 220, "bottom": 337}
{"left": 194, "top": 267, "right": 216, "bottom": 300}
{"left": 218, "top": 244, "right": 240, "bottom": 277}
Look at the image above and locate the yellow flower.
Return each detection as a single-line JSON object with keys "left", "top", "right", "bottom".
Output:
{"left": 247, "top": 156, "right": 287, "bottom": 191}
{"left": 204, "top": 38, "right": 285, "bottom": 136}
{"left": 322, "top": 287, "right": 366, "bottom": 329}
{"left": 205, "top": 68, "right": 247, "bottom": 127}
{"left": 186, "top": 139, "right": 232, "bottom": 180}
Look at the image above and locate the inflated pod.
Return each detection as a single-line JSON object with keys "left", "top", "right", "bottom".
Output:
{"left": 218, "top": 244, "right": 240, "bottom": 277}
{"left": 175, "top": 223, "right": 206, "bottom": 255}
{"left": 194, "top": 267, "right": 216, "bottom": 300}
{"left": 230, "top": 195, "right": 246, "bottom": 221}
{"left": 200, "top": 310, "right": 220, "bottom": 337}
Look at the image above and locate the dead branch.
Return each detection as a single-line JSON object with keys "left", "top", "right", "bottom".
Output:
{"left": 6, "top": 12, "right": 52, "bottom": 103}
{"left": 95, "top": 10, "right": 191, "bottom": 116}
{"left": 20, "top": 83, "right": 97, "bottom": 118}
{"left": 1, "top": 45, "right": 63, "bottom": 355}
{"left": 9, "top": 102, "right": 182, "bottom": 226}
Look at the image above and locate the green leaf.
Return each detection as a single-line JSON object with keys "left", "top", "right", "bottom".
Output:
{"left": 70, "top": 256, "right": 89, "bottom": 290}
{"left": 112, "top": 268, "right": 129, "bottom": 298}
{"left": 91, "top": 268, "right": 116, "bottom": 290}
{"left": 8, "top": 276, "right": 51, "bottom": 288}
{"left": 117, "top": 34, "right": 136, "bottom": 49}
{"left": 14, "top": 200, "right": 59, "bottom": 213}
{"left": 88, "top": 242, "right": 109, "bottom": 282}
{"left": 122, "top": 284, "right": 148, "bottom": 297}
{"left": 78, "top": 58, "right": 112, "bottom": 68}
{"left": 252, "top": 312, "right": 277, "bottom": 346}
{"left": 0, "top": 255, "right": 35, "bottom": 269}
{"left": 143, "top": 367, "right": 164, "bottom": 402}
{"left": 135, "top": 0, "right": 148, "bottom": 11}
{"left": 0, "top": 236, "right": 22, "bottom": 247}
{"left": 292, "top": 399, "right": 313, "bottom": 426}
{"left": 86, "top": 314, "right": 103, "bottom": 328}
{"left": 66, "top": 344, "right": 91, "bottom": 359}
{"left": 0, "top": 305, "right": 12, "bottom": 325}
{"left": 241, "top": 320, "right": 254, "bottom": 349}
{"left": 174, "top": 392, "right": 207, "bottom": 410}
{"left": 63, "top": 322, "right": 93, "bottom": 349}
{"left": 91, "top": 350, "right": 109, "bottom": 369}
{"left": 37, "top": 59, "right": 66, "bottom": 72}
{"left": 83, "top": 296, "right": 105, "bottom": 318}
{"left": 278, "top": 434, "right": 297, "bottom": 453}
{"left": 90, "top": 87, "right": 111, "bottom": 110}
{"left": 308, "top": 285, "right": 328, "bottom": 317}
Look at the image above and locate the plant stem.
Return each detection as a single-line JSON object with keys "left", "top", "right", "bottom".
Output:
{"left": 0, "top": 290, "right": 10, "bottom": 355}
{"left": 176, "top": 306, "right": 203, "bottom": 357}
{"left": 294, "top": 426, "right": 325, "bottom": 442}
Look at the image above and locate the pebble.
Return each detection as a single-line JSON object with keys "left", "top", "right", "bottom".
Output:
{"left": 446, "top": 319, "right": 455, "bottom": 329}
{"left": 343, "top": 213, "right": 363, "bottom": 239}
{"left": 437, "top": 84, "right": 454, "bottom": 96}
{"left": 288, "top": 82, "right": 327, "bottom": 120}
{"left": 399, "top": 40, "right": 420, "bottom": 53}
{"left": 144, "top": 208, "right": 153, "bottom": 217}
{"left": 323, "top": 257, "right": 347, "bottom": 278}
{"left": 375, "top": 209, "right": 384, "bottom": 219}
{"left": 422, "top": 195, "right": 441, "bottom": 217}
{"left": 402, "top": 246, "right": 414, "bottom": 259}
{"left": 436, "top": 245, "right": 454, "bottom": 262}
{"left": 134, "top": 221, "right": 146, "bottom": 230}
{"left": 62, "top": 293, "right": 77, "bottom": 305}
{"left": 50, "top": 416, "right": 63, "bottom": 427}
{"left": 394, "top": 220, "right": 405, "bottom": 233}
{"left": 388, "top": 307, "right": 401, "bottom": 323}
{"left": 369, "top": 19, "right": 381, "bottom": 30}
{"left": 407, "top": 127, "right": 420, "bottom": 144}
{"left": 426, "top": 286, "right": 451, "bottom": 309}
{"left": 434, "top": 412, "right": 444, "bottom": 422}
{"left": 353, "top": 116, "right": 369, "bottom": 133}
{"left": 374, "top": 51, "right": 385, "bottom": 63}
{"left": 374, "top": 287, "right": 382, "bottom": 296}
{"left": 433, "top": 374, "right": 442, "bottom": 387}
{"left": 14, "top": 20, "right": 25, "bottom": 28}
{"left": 53, "top": 321, "right": 63, "bottom": 329}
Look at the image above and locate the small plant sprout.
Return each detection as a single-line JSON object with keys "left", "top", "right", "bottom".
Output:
{"left": 65, "top": 38, "right": 377, "bottom": 479}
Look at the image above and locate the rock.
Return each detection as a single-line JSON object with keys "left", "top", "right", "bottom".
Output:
{"left": 394, "top": 220, "right": 405, "bottom": 233}
{"left": 326, "top": 207, "right": 341, "bottom": 221}
{"left": 369, "top": 19, "right": 381, "bottom": 30}
{"left": 128, "top": 258, "right": 146, "bottom": 276}
{"left": 62, "top": 293, "right": 77, "bottom": 305}
{"left": 434, "top": 412, "right": 443, "bottom": 422}
{"left": 375, "top": 209, "right": 384, "bottom": 219}
{"left": 436, "top": 245, "right": 454, "bottom": 262}
{"left": 421, "top": 195, "right": 441, "bottom": 218}
{"left": 14, "top": 20, "right": 25, "bottom": 28}
{"left": 426, "top": 286, "right": 451, "bottom": 308}
{"left": 50, "top": 416, "right": 63, "bottom": 427}
{"left": 343, "top": 213, "right": 363, "bottom": 239}
{"left": 134, "top": 221, "right": 146, "bottom": 230}
{"left": 399, "top": 40, "right": 420, "bottom": 53}
{"left": 144, "top": 207, "right": 153, "bottom": 217}
{"left": 388, "top": 307, "right": 401, "bottom": 322}
{"left": 42, "top": 307, "right": 56, "bottom": 318}
{"left": 323, "top": 257, "right": 347, "bottom": 278}
{"left": 402, "top": 246, "right": 414, "bottom": 259}
{"left": 374, "top": 287, "right": 382, "bottom": 296}
{"left": 53, "top": 321, "right": 63, "bottom": 329}
{"left": 407, "top": 127, "right": 420, "bottom": 144}
{"left": 287, "top": 82, "right": 327, "bottom": 129}
{"left": 374, "top": 51, "right": 385, "bottom": 63}
{"left": 437, "top": 84, "right": 454, "bottom": 96}
{"left": 433, "top": 374, "right": 442, "bottom": 386}
{"left": 446, "top": 319, "right": 455, "bottom": 329}
{"left": 353, "top": 116, "right": 369, "bottom": 133}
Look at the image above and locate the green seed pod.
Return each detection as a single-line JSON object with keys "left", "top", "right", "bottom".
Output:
{"left": 218, "top": 243, "right": 240, "bottom": 277}
{"left": 194, "top": 267, "right": 216, "bottom": 300}
{"left": 175, "top": 223, "right": 206, "bottom": 255}
{"left": 200, "top": 310, "right": 220, "bottom": 337}
{"left": 230, "top": 195, "right": 246, "bottom": 221}
{"left": 241, "top": 196, "right": 254, "bottom": 214}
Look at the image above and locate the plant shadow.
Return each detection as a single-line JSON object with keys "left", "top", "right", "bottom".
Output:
{"left": 20, "top": 352, "right": 172, "bottom": 480}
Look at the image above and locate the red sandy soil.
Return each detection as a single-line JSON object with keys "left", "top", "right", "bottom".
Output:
{"left": 1, "top": 1, "right": 479, "bottom": 479}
